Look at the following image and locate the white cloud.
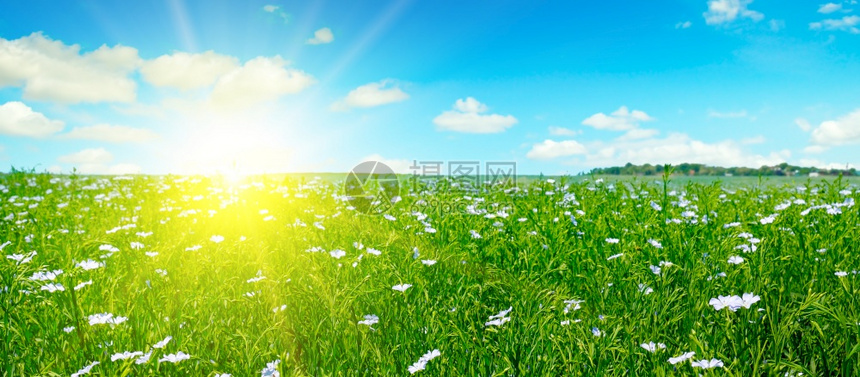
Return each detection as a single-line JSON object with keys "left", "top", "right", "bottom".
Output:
{"left": 676, "top": 21, "right": 692, "bottom": 29}
{"left": 0, "top": 101, "right": 64, "bottom": 137}
{"left": 548, "top": 126, "right": 580, "bottom": 136}
{"left": 209, "top": 56, "right": 315, "bottom": 110}
{"left": 703, "top": 0, "right": 764, "bottom": 25}
{"left": 330, "top": 80, "right": 409, "bottom": 111}
{"left": 795, "top": 118, "right": 812, "bottom": 132}
{"left": 360, "top": 154, "right": 412, "bottom": 174}
{"left": 581, "top": 106, "right": 654, "bottom": 131}
{"left": 433, "top": 97, "right": 517, "bottom": 134}
{"left": 526, "top": 139, "right": 587, "bottom": 160}
{"left": 798, "top": 159, "right": 854, "bottom": 170}
{"left": 262, "top": 4, "right": 289, "bottom": 23}
{"left": 618, "top": 128, "right": 659, "bottom": 141}
{"left": 57, "top": 148, "right": 140, "bottom": 175}
{"left": 803, "top": 145, "right": 828, "bottom": 154}
{"left": 740, "top": 135, "right": 766, "bottom": 144}
{"left": 0, "top": 32, "right": 139, "bottom": 103}
{"left": 769, "top": 19, "right": 785, "bottom": 32}
{"left": 141, "top": 51, "right": 238, "bottom": 90}
{"left": 58, "top": 148, "right": 113, "bottom": 164}
{"left": 810, "top": 15, "right": 860, "bottom": 33}
{"left": 62, "top": 124, "right": 159, "bottom": 143}
{"left": 818, "top": 3, "right": 843, "bottom": 14}
{"left": 581, "top": 133, "right": 788, "bottom": 168}
{"left": 306, "top": 28, "right": 334, "bottom": 45}
{"left": 708, "top": 109, "right": 748, "bottom": 118}
{"left": 808, "top": 109, "right": 860, "bottom": 147}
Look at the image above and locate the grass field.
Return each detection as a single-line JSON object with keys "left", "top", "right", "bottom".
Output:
{"left": 2, "top": 171, "right": 859, "bottom": 376}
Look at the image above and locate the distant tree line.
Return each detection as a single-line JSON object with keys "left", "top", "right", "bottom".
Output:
{"left": 586, "top": 163, "right": 856, "bottom": 177}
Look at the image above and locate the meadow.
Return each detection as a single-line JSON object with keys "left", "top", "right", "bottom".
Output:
{"left": 1, "top": 170, "right": 859, "bottom": 376}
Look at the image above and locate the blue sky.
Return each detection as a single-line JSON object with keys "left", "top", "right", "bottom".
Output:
{"left": 1, "top": 0, "right": 859, "bottom": 175}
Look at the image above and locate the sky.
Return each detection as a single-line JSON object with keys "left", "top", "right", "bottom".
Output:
{"left": 1, "top": 0, "right": 859, "bottom": 176}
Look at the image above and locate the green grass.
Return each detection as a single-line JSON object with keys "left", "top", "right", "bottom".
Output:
{"left": 1, "top": 171, "right": 859, "bottom": 376}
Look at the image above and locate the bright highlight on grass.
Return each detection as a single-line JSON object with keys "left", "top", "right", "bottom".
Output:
{"left": 1, "top": 171, "right": 859, "bottom": 375}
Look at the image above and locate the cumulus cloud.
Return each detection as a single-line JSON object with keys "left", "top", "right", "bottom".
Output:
{"left": 62, "top": 124, "right": 159, "bottom": 143}
{"left": 618, "top": 128, "right": 660, "bottom": 141}
{"left": 703, "top": 0, "right": 764, "bottom": 25}
{"left": 433, "top": 97, "right": 517, "bottom": 134}
{"left": 676, "top": 21, "right": 692, "bottom": 29}
{"left": 306, "top": 28, "right": 334, "bottom": 45}
{"left": 582, "top": 133, "right": 788, "bottom": 168}
{"left": 581, "top": 106, "right": 654, "bottom": 131}
{"left": 0, "top": 101, "right": 64, "bottom": 137}
{"left": 58, "top": 148, "right": 113, "bottom": 164}
{"left": 0, "top": 32, "right": 139, "bottom": 103}
{"left": 526, "top": 139, "right": 587, "bottom": 160}
{"left": 141, "top": 51, "right": 238, "bottom": 90}
{"left": 808, "top": 109, "right": 860, "bottom": 147}
{"left": 548, "top": 126, "right": 580, "bottom": 136}
{"left": 810, "top": 15, "right": 860, "bottom": 33}
{"left": 818, "top": 3, "right": 843, "bottom": 14}
{"left": 795, "top": 118, "right": 812, "bottom": 132}
{"left": 209, "top": 56, "right": 315, "bottom": 110}
{"left": 262, "top": 4, "right": 289, "bottom": 23}
{"left": 330, "top": 80, "right": 409, "bottom": 111}
{"left": 57, "top": 148, "right": 140, "bottom": 175}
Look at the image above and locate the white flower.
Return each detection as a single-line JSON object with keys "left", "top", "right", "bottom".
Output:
{"left": 836, "top": 271, "right": 849, "bottom": 277}
{"left": 6, "top": 251, "right": 36, "bottom": 264}
{"left": 71, "top": 361, "right": 99, "bottom": 377}
{"left": 76, "top": 259, "right": 104, "bottom": 271}
{"left": 408, "top": 349, "right": 441, "bottom": 374}
{"left": 668, "top": 352, "right": 695, "bottom": 364}
{"left": 158, "top": 351, "right": 191, "bottom": 363}
{"left": 728, "top": 256, "right": 744, "bottom": 265}
{"left": 111, "top": 351, "right": 144, "bottom": 361}
{"left": 605, "top": 238, "right": 619, "bottom": 244}
{"left": 64, "top": 326, "right": 75, "bottom": 333}
{"left": 691, "top": 358, "right": 724, "bottom": 369}
{"left": 313, "top": 222, "right": 325, "bottom": 230}
{"left": 145, "top": 251, "right": 158, "bottom": 257}
{"left": 210, "top": 235, "right": 224, "bottom": 243}
{"left": 709, "top": 295, "right": 743, "bottom": 311}
{"left": 640, "top": 342, "right": 666, "bottom": 352}
{"left": 648, "top": 239, "right": 663, "bottom": 249}
{"left": 638, "top": 284, "right": 653, "bottom": 295}
{"left": 485, "top": 306, "right": 513, "bottom": 327}
{"left": 88, "top": 313, "right": 128, "bottom": 326}
{"left": 153, "top": 335, "right": 172, "bottom": 349}
{"left": 740, "top": 293, "right": 761, "bottom": 308}
{"left": 470, "top": 230, "right": 482, "bottom": 239}
{"left": 563, "top": 299, "right": 584, "bottom": 313}
{"left": 41, "top": 283, "right": 64, "bottom": 292}
{"left": 358, "top": 314, "right": 379, "bottom": 326}
{"left": 383, "top": 214, "right": 396, "bottom": 221}
{"left": 760, "top": 214, "right": 777, "bottom": 224}
{"left": 650, "top": 201, "right": 662, "bottom": 211}
{"left": 591, "top": 327, "right": 603, "bottom": 337}
{"left": 649, "top": 265, "right": 661, "bottom": 275}
{"left": 135, "top": 351, "right": 152, "bottom": 364}
{"left": 421, "top": 259, "right": 437, "bottom": 266}
{"left": 330, "top": 249, "right": 346, "bottom": 259}
{"left": 273, "top": 304, "right": 287, "bottom": 313}
{"left": 392, "top": 284, "right": 412, "bottom": 292}
{"left": 29, "top": 269, "right": 62, "bottom": 281}
{"left": 366, "top": 248, "right": 381, "bottom": 256}
{"left": 261, "top": 359, "right": 280, "bottom": 377}
{"left": 74, "top": 280, "right": 93, "bottom": 291}
{"left": 130, "top": 242, "right": 144, "bottom": 250}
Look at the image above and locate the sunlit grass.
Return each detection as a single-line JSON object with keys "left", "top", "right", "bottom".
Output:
{"left": 1, "top": 170, "right": 859, "bottom": 375}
